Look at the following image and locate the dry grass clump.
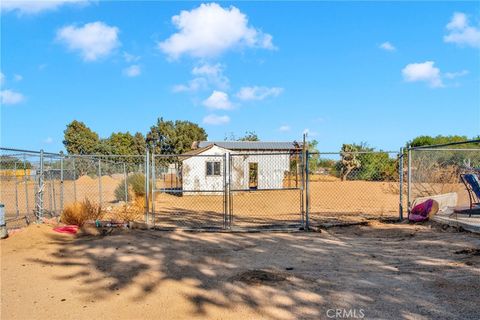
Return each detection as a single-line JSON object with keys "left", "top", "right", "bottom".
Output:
{"left": 61, "top": 199, "right": 103, "bottom": 226}
{"left": 108, "top": 196, "right": 145, "bottom": 222}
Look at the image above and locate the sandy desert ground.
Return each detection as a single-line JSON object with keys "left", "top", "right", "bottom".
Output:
{"left": 1, "top": 221, "right": 479, "bottom": 320}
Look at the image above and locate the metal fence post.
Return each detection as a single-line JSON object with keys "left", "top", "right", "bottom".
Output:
{"left": 305, "top": 150, "right": 310, "bottom": 231}
{"left": 123, "top": 162, "right": 128, "bottom": 203}
{"left": 37, "top": 149, "right": 44, "bottom": 222}
{"left": 50, "top": 164, "right": 55, "bottom": 214}
{"left": 228, "top": 152, "right": 233, "bottom": 228}
{"left": 145, "top": 147, "right": 150, "bottom": 225}
{"left": 407, "top": 147, "right": 412, "bottom": 215}
{"left": 60, "top": 152, "right": 64, "bottom": 214}
{"left": 398, "top": 148, "right": 404, "bottom": 220}
{"left": 223, "top": 153, "right": 227, "bottom": 229}
{"left": 151, "top": 153, "right": 155, "bottom": 224}
{"left": 23, "top": 154, "right": 29, "bottom": 216}
{"left": 98, "top": 158, "right": 102, "bottom": 207}
{"left": 72, "top": 157, "right": 77, "bottom": 202}
{"left": 14, "top": 162, "right": 19, "bottom": 218}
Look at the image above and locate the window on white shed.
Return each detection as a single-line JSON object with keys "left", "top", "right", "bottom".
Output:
{"left": 206, "top": 161, "right": 221, "bottom": 176}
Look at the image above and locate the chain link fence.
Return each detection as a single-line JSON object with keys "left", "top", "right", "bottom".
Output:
{"left": 0, "top": 150, "right": 42, "bottom": 228}
{"left": 4, "top": 141, "right": 476, "bottom": 231}
{"left": 0, "top": 148, "right": 147, "bottom": 229}
{"left": 407, "top": 141, "right": 480, "bottom": 214}
{"left": 307, "top": 151, "right": 401, "bottom": 225}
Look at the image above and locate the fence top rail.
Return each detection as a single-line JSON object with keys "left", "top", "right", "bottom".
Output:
{"left": 407, "top": 139, "right": 480, "bottom": 150}
{"left": 410, "top": 148, "right": 480, "bottom": 152}
{"left": 153, "top": 154, "right": 226, "bottom": 158}
{"left": 65, "top": 154, "right": 146, "bottom": 159}
{"left": 0, "top": 147, "right": 60, "bottom": 156}
{"left": 229, "top": 152, "right": 301, "bottom": 156}
{"left": 310, "top": 151, "right": 398, "bottom": 155}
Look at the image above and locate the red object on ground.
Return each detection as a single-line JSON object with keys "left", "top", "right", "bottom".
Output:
{"left": 409, "top": 199, "right": 434, "bottom": 222}
{"left": 53, "top": 225, "right": 79, "bottom": 234}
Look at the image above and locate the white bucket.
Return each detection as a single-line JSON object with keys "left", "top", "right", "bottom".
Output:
{"left": 0, "top": 204, "right": 8, "bottom": 239}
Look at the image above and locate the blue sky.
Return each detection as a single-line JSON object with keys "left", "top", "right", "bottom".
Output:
{"left": 1, "top": 1, "right": 479, "bottom": 153}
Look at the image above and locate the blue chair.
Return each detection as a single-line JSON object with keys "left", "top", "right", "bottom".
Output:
{"left": 460, "top": 174, "right": 480, "bottom": 217}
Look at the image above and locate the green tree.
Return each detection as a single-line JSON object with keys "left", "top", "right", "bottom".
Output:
{"left": 238, "top": 131, "right": 260, "bottom": 141}
{"left": 105, "top": 132, "right": 143, "bottom": 155}
{"left": 307, "top": 139, "right": 320, "bottom": 173}
{"left": 133, "top": 132, "right": 147, "bottom": 155}
{"left": 63, "top": 120, "right": 100, "bottom": 154}
{"left": 0, "top": 156, "right": 32, "bottom": 169}
{"left": 338, "top": 144, "right": 361, "bottom": 181}
{"left": 146, "top": 118, "right": 207, "bottom": 154}
{"left": 408, "top": 135, "right": 471, "bottom": 148}
{"left": 336, "top": 143, "right": 398, "bottom": 181}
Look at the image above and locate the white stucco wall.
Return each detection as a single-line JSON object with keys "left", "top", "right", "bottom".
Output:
{"left": 182, "top": 145, "right": 227, "bottom": 193}
{"left": 181, "top": 145, "right": 291, "bottom": 193}
{"left": 229, "top": 153, "right": 290, "bottom": 190}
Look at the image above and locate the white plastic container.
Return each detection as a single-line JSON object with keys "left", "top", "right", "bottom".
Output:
{"left": 0, "top": 204, "right": 8, "bottom": 239}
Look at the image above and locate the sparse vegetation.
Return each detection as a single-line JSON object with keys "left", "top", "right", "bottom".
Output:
{"left": 113, "top": 196, "right": 145, "bottom": 222}
{"left": 114, "top": 173, "right": 147, "bottom": 202}
{"left": 60, "top": 199, "right": 103, "bottom": 226}
{"left": 338, "top": 144, "right": 361, "bottom": 181}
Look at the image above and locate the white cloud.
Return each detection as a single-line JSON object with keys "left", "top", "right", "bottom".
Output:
{"left": 446, "top": 12, "right": 468, "bottom": 30}
{"left": 1, "top": 0, "right": 90, "bottom": 15}
{"left": 123, "top": 52, "right": 140, "bottom": 63}
{"left": 174, "top": 63, "right": 229, "bottom": 93}
{"left": 202, "top": 90, "right": 233, "bottom": 110}
{"left": 1, "top": 89, "right": 25, "bottom": 105}
{"left": 44, "top": 137, "right": 53, "bottom": 144}
{"left": 123, "top": 65, "right": 141, "bottom": 77}
{"left": 13, "top": 74, "right": 23, "bottom": 82}
{"left": 203, "top": 114, "right": 230, "bottom": 125}
{"left": 0, "top": 72, "right": 4, "bottom": 85}
{"left": 158, "top": 3, "right": 275, "bottom": 59}
{"left": 236, "top": 86, "right": 283, "bottom": 101}
{"left": 379, "top": 41, "right": 396, "bottom": 51}
{"left": 173, "top": 78, "right": 208, "bottom": 93}
{"left": 57, "top": 21, "right": 120, "bottom": 61}
{"left": 192, "top": 63, "right": 229, "bottom": 89}
{"left": 444, "top": 70, "right": 469, "bottom": 79}
{"left": 279, "top": 125, "right": 290, "bottom": 132}
{"left": 402, "top": 61, "right": 443, "bottom": 88}
{"left": 444, "top": 12, "right": 480, "bottom": 48}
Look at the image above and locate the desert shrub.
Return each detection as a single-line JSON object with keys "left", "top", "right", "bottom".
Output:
{"left": 114, "top": 182, "right": 133, "bottom": 202}
{"left": 114, "top": 173, "right": 146, "bottom": 202}
{"left": 113, "top": 196, "right": 145, "bottom": 222}
{"left": 61, "top": 199, "right": 103, "bottom": 226}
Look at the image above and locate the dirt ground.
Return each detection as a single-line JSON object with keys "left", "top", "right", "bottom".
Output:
{"left": 1, "top": 222, "right": 479, "bottom": 320}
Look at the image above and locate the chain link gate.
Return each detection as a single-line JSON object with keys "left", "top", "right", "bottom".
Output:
{"left": 228, "top": 152, "right": 305, "bottom": 230}
{"left": 151, "top": 153, "right": 228, "bottom": 229}
{"left": 150, "top": 151, "right": 306, "bottom": 230}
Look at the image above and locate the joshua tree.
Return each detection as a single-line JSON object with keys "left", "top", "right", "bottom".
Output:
{"left": 340, "top": 144, "right": 361, "bottom": 181}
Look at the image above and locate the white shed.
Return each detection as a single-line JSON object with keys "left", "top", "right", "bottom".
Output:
{"left": 180, "top": 141, "right": 302, "bottom": 194}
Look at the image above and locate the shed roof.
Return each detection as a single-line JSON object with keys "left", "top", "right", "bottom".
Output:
{"left": 196, "top": 141, "right": 301, "bottom": 151}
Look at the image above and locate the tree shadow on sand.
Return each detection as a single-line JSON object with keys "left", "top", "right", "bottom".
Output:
{"left": 30, "top": 221, "right": 480, "bottom": 319}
